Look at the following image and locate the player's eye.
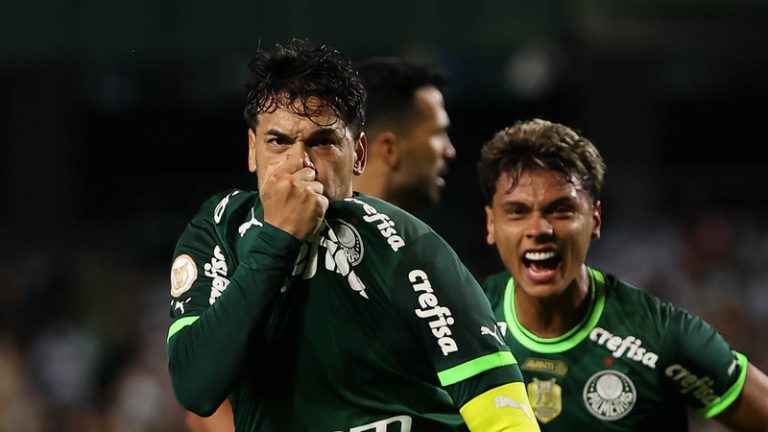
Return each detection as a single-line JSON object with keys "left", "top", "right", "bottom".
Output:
{"left": 505, "top": 206, "right": 529, "bottom": 219}
{"left": 267, "top": 136, "right": 289, "bottom": 145}
{"left": 309, "top": 137, "right": 337, "bottom": 148}
{"left": 551, "top": 205, "right": 575, "bottom": 218}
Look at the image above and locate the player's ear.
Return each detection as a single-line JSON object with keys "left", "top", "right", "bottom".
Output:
{"left": 247, "top": 128, "right": 258, "bottom": 173}
{"left": 373, "top": 131, "right": 400, "bottom": 170}
{"left": 485, "top": 205, "right": 496, "bottom": 245}
{"left": 353, "top": 132, "right": 367, "bottom": 176}
{"left": 591, "top": 200, "right": 602, "bottom": 240}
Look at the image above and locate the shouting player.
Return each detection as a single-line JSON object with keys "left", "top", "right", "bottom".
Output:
{"left": 479, "top": 118, "right": 768, "bottom": 431}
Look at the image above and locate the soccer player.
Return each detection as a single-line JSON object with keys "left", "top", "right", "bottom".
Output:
{"left": 354, "top": 57, "right": 456, "bottom": 210}
{"left": 184, "top": 56, "right": 457, "bottom": 432}
{"left": 167, "top": 40, "right": 540, "bottom": 432}
{"left": 185, "top": 56, "right": 456, "bottom": 432}
{"left": 478, "top": 118, "right": 768, "bottom": 430}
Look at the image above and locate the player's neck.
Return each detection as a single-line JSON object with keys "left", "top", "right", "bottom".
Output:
{"left": 514, "top": 266, "right": 591, "bottom": 339}
{"left": 353, "top": 173, "right": 387, "bottom": 201}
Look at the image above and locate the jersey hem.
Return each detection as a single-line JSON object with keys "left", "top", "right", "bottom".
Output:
{"left": 698, "top": 351, "right": 749, "bottom": 418}
{"left": 437, "top": 351, "right": 517, "bottom": 387}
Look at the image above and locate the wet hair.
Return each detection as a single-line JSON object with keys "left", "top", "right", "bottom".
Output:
{"left": 243, "top": 39, "right": 366, "bottom": 135}
{"left": 478, "top": 118, "right": 606, "bottom": 204}
{"left": 356, "top": 57, "right": 448, "bottom": 133}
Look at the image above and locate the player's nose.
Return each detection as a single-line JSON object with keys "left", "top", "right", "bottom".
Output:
{"left": 288, "top": 142, "right": 315, "bottom": 171}
{"left": 443, "top": 138, "right": 456, "bottom": 160}
{"left": 525, "top": 215, "right": 554, "bottom": 239}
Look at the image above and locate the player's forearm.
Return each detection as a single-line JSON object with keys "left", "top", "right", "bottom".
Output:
{"left": 169, "top": 224, "right": 302, "bottom": 415}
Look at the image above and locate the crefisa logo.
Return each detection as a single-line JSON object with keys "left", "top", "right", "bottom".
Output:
{"left": 582, "top": 370, "right": 636, "bottom": 421}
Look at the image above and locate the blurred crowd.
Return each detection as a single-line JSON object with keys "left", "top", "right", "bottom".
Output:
{"left": 0, "top": 204, "right": 765, "bottom": 432}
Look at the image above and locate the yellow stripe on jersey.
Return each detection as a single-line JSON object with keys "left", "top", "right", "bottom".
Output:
{"left": 460, "top": 382, "right": 541, "bottom": 432}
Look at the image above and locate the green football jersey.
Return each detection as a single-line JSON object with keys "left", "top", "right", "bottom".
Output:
{"left": 482, "top": 268, "right": 747, "bottom": 431}
{"left": 168, "top": 190, "right": 521, "bottom": 432}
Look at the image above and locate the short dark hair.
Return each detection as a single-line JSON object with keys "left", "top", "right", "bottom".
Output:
{"left": 356, "top": 57, "right": 448, "bottom": 133}
{"left": 478, "top": 119, "right": 606, "bottom": 204}
{"left": 243, "top": 39, "right": 366, "bottom": 135}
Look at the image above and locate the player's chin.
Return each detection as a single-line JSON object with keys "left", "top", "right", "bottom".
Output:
{"left": 434, "top": 173, "right": 447, "bottom": 188}
{"left": 516, "top": 278, "right": 567, "bottom": 301}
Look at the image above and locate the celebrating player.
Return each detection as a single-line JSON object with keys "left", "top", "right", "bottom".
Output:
{"left": 167, "top": 40, "right": 539, "bottom": 432}
{"left": 185, "top": 56, "right": 458, "bottom": 432}
{"left": 479, "top": 118, "right": 768, "bottom": 430}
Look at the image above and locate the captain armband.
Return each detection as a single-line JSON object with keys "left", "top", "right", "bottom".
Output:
{"left": 460, "top": 382, "right": 541, "bottom": 432}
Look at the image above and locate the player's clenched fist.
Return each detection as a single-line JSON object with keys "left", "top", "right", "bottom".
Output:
{"left": 260, "top": 153, "right": 329, "bottom": 241}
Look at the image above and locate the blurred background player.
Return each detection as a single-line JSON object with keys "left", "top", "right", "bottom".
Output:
{"left": 478, "top": 118, "right": 768, "bottom": 430}
{"left": 354, "top": 57, "right": 456, "bottom": 210}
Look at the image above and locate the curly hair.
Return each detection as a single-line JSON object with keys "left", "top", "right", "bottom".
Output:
{"left": 478, "top": 119, "right": 606, "bottom": 204}
{"left": 243, "top": 39, "right": 366, "bottom": 134}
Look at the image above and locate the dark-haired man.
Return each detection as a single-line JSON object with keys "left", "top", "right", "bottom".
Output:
{"left": 479, "top": 118, "right": 768, "bottom": 430}
{"left": 167, "top": 40, "right": 539, "bottom": 431}
{"left": 354, "top": 57, "right": 455, "bottom": 210}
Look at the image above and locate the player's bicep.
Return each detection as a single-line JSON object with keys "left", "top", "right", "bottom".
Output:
{"left": 168, "top": 219, "right": 233, "bottom": 340}
{"left": 660, "top": 306, "right": 747, "bottom": 415}
{"left": 393, "top": 233, "right": 516, "bottom": 385}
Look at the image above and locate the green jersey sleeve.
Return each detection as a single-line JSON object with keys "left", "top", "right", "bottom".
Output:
{"left": 167, "top": 190, "right": 304, "bottom": 416}
{"left": 658, "top": 302, "right": 747, "bottom": 418}
{"left": 391, "top": 232, "right": 522, "bottom": 405}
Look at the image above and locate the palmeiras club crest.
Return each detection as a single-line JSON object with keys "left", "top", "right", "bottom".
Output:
{"left": 582, "top": 370, "right": 637, "bottom": 420}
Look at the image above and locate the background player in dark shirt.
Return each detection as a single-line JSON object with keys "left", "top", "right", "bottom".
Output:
{"left": 169, "top": 40, "right": 540, "bottom": 432}
{"left": 354, "top": 57, "right": 456, "bottom": 210}
{"left": 479, "top": 118, "right": 768, "bottom": 430}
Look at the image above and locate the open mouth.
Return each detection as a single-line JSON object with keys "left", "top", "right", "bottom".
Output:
{"left": 522, "top": 250, "right": 561, "bottom": 281}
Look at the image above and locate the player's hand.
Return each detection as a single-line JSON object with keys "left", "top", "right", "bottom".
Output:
{"left": 260, "top": 153, "right": 328, "bottom": 240}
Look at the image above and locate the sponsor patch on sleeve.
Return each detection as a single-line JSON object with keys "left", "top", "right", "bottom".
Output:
{"left": 171, "top": 254, "right": 197, "bottom": 298}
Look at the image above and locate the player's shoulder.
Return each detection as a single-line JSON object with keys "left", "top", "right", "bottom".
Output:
{"left": 193, "top": 189, "right": 258, "bottom": 224}
{"left": 602, "top": 271, "right": 687, "bottom": 328}
{"left": 479, "top": 271, "right": 511, "bottom": 308}
{"left": 177, "top": 189, "right": 259, "bottom": 251}
{"left": 330, "top": 193, "right": 433, "bottom": 238}
{"left": 480, "top": 271, "right": 511, "bottom": 294}
{"left": 481, "top": 271, "right": 511, "bottom": 288}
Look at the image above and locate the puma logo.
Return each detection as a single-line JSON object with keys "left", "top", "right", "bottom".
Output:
{"left": 481, "top": 325, "right": 504, "bottom": 345}
{"left": 495, "top": 396, "right": 533, "bottom": 424}
{"left": 172, "top": 298, "right": 191, "bottom": 314}
{"left": 238, "top": 209, "right": 263, "bottom": 237}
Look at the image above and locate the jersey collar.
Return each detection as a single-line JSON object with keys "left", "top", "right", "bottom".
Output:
{"left": 503, "top": 267, "right": 606, "bottom": 353}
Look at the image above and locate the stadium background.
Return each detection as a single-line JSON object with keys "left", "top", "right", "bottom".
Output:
{"left": 1, "top": 1, "right": 767, "bottom": 430}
